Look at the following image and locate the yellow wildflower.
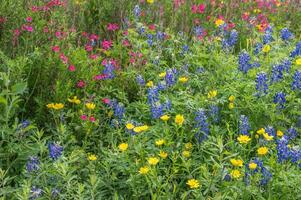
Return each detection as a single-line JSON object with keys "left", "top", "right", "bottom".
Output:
{"left": 126, "top": 123, "right": 135, "bottom": 130}
{"left": 276, "top": 130, "right": 284, "bottom": 137}
{"left": 139, "top": 166, "right": 150, "bottom": 174}
{"left": 182, "top": 150, "right": 191, "bottom": 158}
{"left": 155, "top": 139, "right": 165, "bottom": 146}
{"left": 229, "top": 95, "right": 235, "bottom": 102}
{"left": 237, "top": 135, "right": 251, "bottom": 144}
{"left": 208, "top": 90, "right": 217, "bottom": 99}
{"left": 179, "top": 77, "right": 188, "bottom": 83}
{"left": 148, "top": 157, "right": 159, "bottom": 165}
{"left": 160, "top": 115, "right": 170, "bottom": 121}
{"left": 229, "top": 103, "right": 234, "bottom": 109}
{"left": 186, "top": 179, "right": 200, "bottom": 189}
{"left": 159, "top": 72, "right": 166, "bottom": 78}
{"left": 175, "top": 114, "right": 184, "bottom": 126}
{"left": 146, "top": 0, "right": 154, "bottom": 4}
{"left": 68, "top": 96, "right": 81, "bottom": 104}
{"left": 85, "top": 102, "right": 96, "bottom": 110}
{"left": 248, "top": 162, "right": 257, "bottom": 170}
{"left": 262, "top": 45, "right": 271, "bottom": 53}
{"left": 257, "top": 147, "right": 268, "bottom": 156}
{"left": 88, "top": 154, "right": 97, "bottom": 161}
{"left": 263, "top": 133, "right": 274, "bottom": 141}
{"left": 230, "top": 159, "right": 243, "bottom": 167}
{"left": 215, "top": 19, "right": 224, "bottom": 27}
{"left": 295, "top": 58, "right": 301, "bottom": 65}
{"left": 230, "top": 170, "right": 241, "bottom": 179}
{"left": 118, "top": 143, "right": 128, "bottom": 152}
{"left": 257, "top": 128, "right": 265, "bottom": 135}
{"left": 146, "top": 81, "right": 154, "bottom": 87}
{"left": 185, "top": 142, "right": 193, "bottom": 150}
{"left": 158, "top": 151, "right": 168, "bottom": 159}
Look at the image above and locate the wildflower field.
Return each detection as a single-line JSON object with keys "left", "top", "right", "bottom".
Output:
{"left": 1, "top": 0, "right": 301, "bottom": 199}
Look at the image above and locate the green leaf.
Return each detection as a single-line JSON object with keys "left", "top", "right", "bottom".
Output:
{"left": 11, "top": 82, "right": 27, "bottom": 94}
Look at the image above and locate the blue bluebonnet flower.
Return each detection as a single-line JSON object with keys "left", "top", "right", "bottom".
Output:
{"left": 292, "top": 70, "right": 301, "bottom": 90}
{"left": 276, "top": 137, "right": 291, "bottom": 162}
{"left": 26, "top": 156, "right": 39, "bottom": 172}
{"left": 181, "top": 45, "right": 189, "bottom": 55}
{"left": 282, "top": 58, "right": 291, "bottom": 73}
{"left": 30, "top": 186, "right": 43, "bottom": 200}
{"left": 260, "top": 167, "right": 272, "bottom": 186}
{"left": 150, "top": 102, "right": 164, "bottom": 119}
{"left": 223, "top": 174, "right": 231, "bottom": 181}
{"left": 194, "top": 26, "right": 205, "bottom": 37}
{"left": 196, "top": 67, "right": 205, "bottom": 73}
{"left": 194, "top": 109, "right": 210, "bottom": 143}
{"left": 238, "top": 51, "right": 252, "bottom": 73}
{"left": 147, "top": 34, "right": 153, "bottom": 46}
{"left": 264, "top": 126, "right": 276, "bottom": 137}
{"left": 147, "top": 87, "right": 159, "bottom": 105}
{"left": 290, "top": 41, "right": 301, "bottom": 58}
{"left": 209, "top": 105, "right": 219, "bottom": 123}
{"left": 222, "top": 30, "right": 238, "bottom": 50}
{"left": 48, "top": 143, "right": 63, "bottom": 160}
{"left": 280, "top": 28, "right": 293, "bottom": 41}
{"left": 20, "top": 120, "right": 30, "bottom": 129}
{"left": 270, "top": 64, "right": 284, "bottom": 83}
{"left": 263, "top": 25, "right": 274, "bottom": 44}
{"left": 138, "top": 26, "right": 145, "bottom": 35}
{"left": 256, "top": 72, "right": 268, "bottom": 96}
{"left": 273, "top": 92, "right": 286, "bottom": 109}
{"left": 286, "top": 127, "right": 298, "bottom": 140}
{"left": 165, "top": 68, "right": 177, "bottom": 87}
{"left": 111, "top": 100, "right": 125, "bottom": 121}
{"left": 136, "top": 75, "right": 145, "bottom": 86}
{"left": 102, "top": 62, "right": 115, "bottom": 79}
{"left": 239, "top": 115, "right": 250, "bottom": 135}
{"left": 244, "top": 172, "right": 250, "bottom": 185}
{"left": 51, "top": 188, "right": 60, "bottom": 198}
{"left": 133, "top": 5, "right": 141, "bottom": 18}
{"left": 164, "top": 99, "right": 172, "bottom": 110}
{"left": 254, "top": 43, "right": 263, "bottom": 55}
{"left": 290, "top": 149, "right": 301, "bottom": 164}
{"left": 156, "top": 31, "right": 165, "bottom": 41}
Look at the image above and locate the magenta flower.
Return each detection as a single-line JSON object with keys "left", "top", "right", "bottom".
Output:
{"left": 68, "top": 65, "right": 75, "bottom": 72}
{"left": 26, "top": 17, "right": 32, "bottom": 23}
{"left": 81, "top": 114, "right": 87, "bottom": 121}
{"left": 52, "top": 46, "right": 60, "bottom": 53}
{"left": 107, "top": 23, "right": 119, "bottom": 31}
{"left": 102, "top": 40, "right": 112, "bottom": 50}
{"left": 77, "top": 80, "right": 85, "bottom": 88}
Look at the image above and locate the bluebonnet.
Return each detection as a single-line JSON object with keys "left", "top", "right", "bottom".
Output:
{"left": 291, "top": 70, "right": 301, "bottom": 90}
{"left": 20, "top": 120, "right": 30, "bottom": 129}
{"left": 280, "top": 28, "right": 293, "bottom": 41}
{"left": 26, "top": 156, "right": 39, "bottom": 172}
{"left": 254, "top": 43, "right": 263, "bottom": 55}
{"left": 133, "top": 5, "right": 141, "bottom": 18}
{"left": 51, "top": 188, "right": 60, "bottom": 198}
{"left": 150, "top": 102, "right": 164, "bottom": 119}
{"left": 136, "top": 75, "right": 145, "bottom": 86}
{"left": 290, "top": 148, "right": 301, "bottom": 164}
{"left": 102, "top": 62, "right": 115, "bottom": 79}
{"left": 276, "top": 137, "right": 291, "bottom": 162}
{"left": 138, "top": 26, "right": 145, "bottom": 35}
{"left": 260, "top": 167, "right": 272, "bottom": 186}
{"left": 222, "top": 30, "right": 238, "bottom": 50}
{"left": 282, "top": 58, "right": 291, "bottom": 73}
{"left": 223, "top": 174, "right": 231, "bottom": 181}
{"left": 194, "top": 26, "right": 205, "bottom": 37}
{"left": 256, "top": 72, "right": 268, "bottom": 96}
{"left": 181, "top": 45, "right": 189, "bottom": 55}
{"left": 30, "top": 186, "right": 43, "bottom": 200}
{"left": 111, "top": 100, "right": 125, "bottom": 121}
{"left": 270, "top": 64, "right": 284, "bottom": 83}
{"left": 273, "top": 92, "right": 286, "bottom": 109}
{"left": 286, "top": 127, "right": 298, "bottom": 140}
{"left": 264, "top": 126, "right": 276, "bottom": 137}
{"left": 290, "top": 41, "right": 301, "bottom": 58}
{"left": 263, "top": 25, "right": 274, "bottom": 44}
{"left": 48, "top": 143, "right": 63, "bottom": 160}
{"left": 147, "top": 34, "right": 153, "bottom": 46}
{"left": 147, "top": 87, "right": 159, "bottom": 105}
{"left": 194, "top": 109, "right": 210, "bottom": 143}
{"left": 165, "top": 68, "right": 177, "bottom": 87}
{"left": 239, "top": 115, "right": 250, "bottom": 135}
{"left": 238, "top": 51, "right": 252, "bottom": 73}
{"left": 209, "top": 105, "right": 219, "bottom": 123}
{"left": 156, "top": 31, "right": 165, "bottom": 41}
{"left": 196, "top": 67, "right": 205, "bottom": 73}
{"left": 244, "top": 172, "right": 250, "bottom": 185}
{"left": 157, "top": 82, "right": 167, "bottom": 91}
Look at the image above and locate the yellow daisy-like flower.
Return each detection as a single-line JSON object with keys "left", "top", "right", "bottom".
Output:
{"left": 146, "top": 0, "right": 154, "bottom": 4}
{"left": 85, "top": 102, "right": 96, "bottom": 110}
{"left": 230, "top": 170, "right": 241, "bottom": 179}
{"left": 155, "top": 139, "right": 165, "bottom": 146}
{"left": 186, "top": 179, "right": 200, "bottom": 189}
{"left": 51, "top": 103, "right": 64, "bottom": 110}
{"left": 185, "top": 142, "right": 193, "bottom": 150}
{"left": 248, "top": 162, "right": 257, "bottom": 170}
{"left": 230, "top": 159, "right": 243, "bottom": 167}
{"left": 215, "top": 19, "right": 224, "bottom": 27}
{"left": 207, "top": 90, "right": 217, "bottom": 99}
{"left": 237, "top": 135, "right": 251, "bottom": 144}
{"left": 148, "top": 157, "right": 159, "bottom": 165}
{"left": 118, "top": 143, "right": 128, "bottom": 152}
{"left": 262, "top": 45, "right": 271, "bottom": 53}
{"left": 295, "top": 58, "right": 301, "bottom": 65}
{"left": 228, "top": 103, "right": 234, "bottom": 109}
{"left": 46, "top": 103, "right": 54, "bottom": 109}
{"left": 182, "top": 150, "right": 191, "bottom": 158}
{"left": 139, "top": 166, "right": 150, "bottom": 174}
{"left": 228, "top": 95, "right": 235, "bottom": 102}
{"left": 126, "top": 123, "right": 135, "bottom": 130}
{"left": 263, "top": 133, "right": 274, "bottom": 141}
{"left": 257, "top": 147, "right": 268, "bottom": 156}
{"left": 158, "top": 151, "right": 168, "bottom": 159}
{"left": 276, "top": 130, "right": 284, "bottom": 137}
{"left": 179, "top": 77, "right": 188, "bottom": 83}
{"left": 175, "top": 114, "right": 184, "bottom": 126}
{"left": 88, "top": 154, "right": 97, "bottom": 161}
{"left": 257, "top": 128, "right": 266, "bottom": 135}
{"left": 159, "top": 72, "right": 166, "bottom": 78}
{"left": 160, "top": 115, "right": 170, "bottom": 121}
{"left": 68, "top": 96, "right": 81, "bottom": 104}
{"left": 146, "top": 81, "right": 154, "bottom": 87}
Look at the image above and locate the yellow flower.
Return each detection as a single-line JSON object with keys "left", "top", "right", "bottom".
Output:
{"left": 155, "top": 139, "right": 165, "bottom": 146}
{"left": 295, "top": 58, "right": 301, "bottom": 65}
{"left": 182, "top": 150, "right": 191, "bottom": 158}
{"left": 148, "top": 157, "right": 159, "bottom": 165}
{"left": 263, "top": 133, "right": 274, "bottom": 141}
{"left": 68, "top": 96, "right": 81, "bottom": 104}
{"left": 276, "top": 130, "right": 284, "bottom": 137}
{"left": 215, "top": 19, "right": 224, "bottom": 27}
{"left": 52, "top": 103, "right": 64, "bottom": 110}
{"left": 257, "top": 147, "right": 268, "bottom": 156}
{"left": 186, "top": 179, "right": 200, "bottom": 189}
{"left": 230, "top": 170, "right": 241, "bottom": 179}
{"left": 175, "top": 114, "right": 184, "bottom": 126}
{"left": 118, "top": 143, "right": 128, "bottom": 152}
{"left": 126, "top": 123, "right": 135, "bottom": 130}
{"left": 229, "top": 103, "right": 234, "bottom": 109}
{"left": 237, "top": 135, "right": 251, "bottom": 144}
{"left": 139, "top": 125, "right": 149, "bottom": 131}
{"left": 139, "top": 166, "right": 150, "bottom": 174}
{"left": 230, "top": 159, "right": 243, "bottom": 167}
{"left": 46, "top": 103, "right": 54, "bottom": 109}
{"left": 133, "top": 127, "right": 142, "bottom": 133}
{"left": 85, "top": 102, "right": 96, "bottom": 110}
{"left": 146, "top": 0, "right": 154, "bottom": 4}
{"left": 88, "top": 154, "right": 97, "bottom": 161}
{"left": 158, "top": 151, "right": 168, "bottom": 159}
{"left": 146, "top": 81, "right": 154, "bottom": 87}
{"left": 159, "top": 72, "right": 166, "bottom": 78}
{"left": 208, "top": 90, "right": 217, "bottom": 99}
{"left": 257, "top": 128, "right": 265, "bottom": 135}
{"left": 228, "top": 95, "right": 235, "bottom": 102}
{"left": 262, "top": 45, "right": 271, "bottom": 53}
{"left": 179, "top": 77, "right": 188, "bottom": 83}
{"left": 248, "top": 162, "right": 257, "bottom": 170}
{"left": 160, "top": 115, "right": 170, "bottom": 121}
{"left": 185, "top": 142, "right": 193, "bottom": 150}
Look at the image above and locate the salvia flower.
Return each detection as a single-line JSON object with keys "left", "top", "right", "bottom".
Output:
{"left": 194, "top": 109, "right": 210, "bottom": 143}
{"left": 239, "top": 115, "right": 250, "bottom": 135}
{"left": 273, "top": 92, "right": 286, "bottom": 110}
{"left": 256, "top": 72, "right": 268, "bottom": 96}
{"left": 26, "top": 156, "right": 39, "bottom": 172}
{"left": 48, "top": 142, "right": 63, "bottom": 160}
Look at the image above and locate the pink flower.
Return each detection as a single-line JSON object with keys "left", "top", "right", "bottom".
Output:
{"left": 31, "top": 6, "right": 39, "bottom": 12}
{"left": 90, "top": 54, "right": 98, "bottom": 60}
{"left": 60, "top": 53, "right": 68, "bottom": 64}
{"left": 148, "top": 24, "right": 156, "bottom": 31}
{"left": 52, "top": 45, "right": 60, "bottom": 53}
{"left": 85, "top": 44, "right": 93, "bottom": 52}
{"left": 107, "top": 23, "right": 119, "bottom": 31}
{"left": 93, "top": 74, "right": 107, "bottom": 80}
{"left": 43, "top": 26, "right": 49, "bottom": 33}
{"left": 68, "top": 65, "right": 76, "bottom": 72}
{"left": 191, "top": 4, "right": 198, "bottom": 13}
{"left": 89, "top": 34, "right": 99, "bottom": 41}
{"left": 26, "top": 17, "right": 32, "bottom": 23}
{"left": 14, "top": 29, "right": 20, "bottom": 37}
{"left": 122, "top": 40, "right": 130, "bottom": 47}
{"left": 81, "top": 114, "right": 87, "bottom": 121}
{"left": 198, "top": 4, "right": 205, "bottom": 13}
{"left": 55, "top": 31, "right": 61, "bottom": 39}
{"left": 89, "top": 116, "right": 96, "bottom": 122}
{"left": 123, "top": 30, "right": 128, "bottom": 36}
{"left": 102, "top": 98, "right": 110, "bottom": 104}
{"left": 77, "top": 80, "right": 85, "bottom": 88}
{"left": 102, "top": 40, "right": 112, "bottom": 50}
